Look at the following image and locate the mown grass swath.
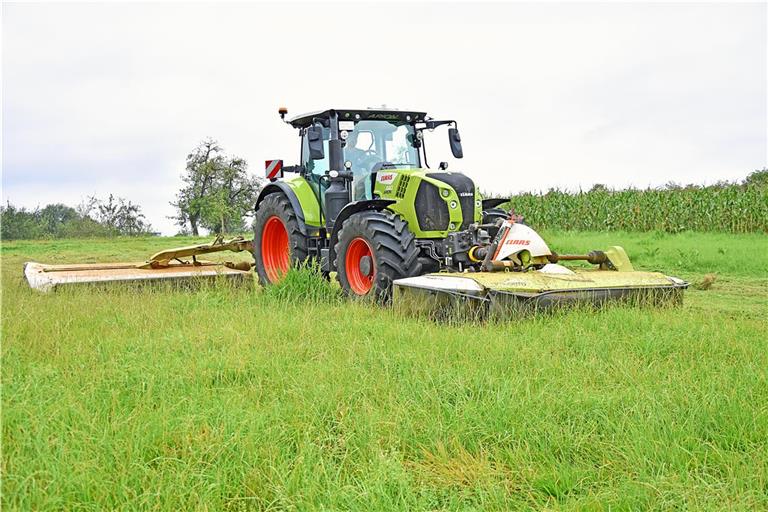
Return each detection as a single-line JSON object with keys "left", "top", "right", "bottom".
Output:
{"left": 496, "top": 177, "right": 768, "bottom": 233}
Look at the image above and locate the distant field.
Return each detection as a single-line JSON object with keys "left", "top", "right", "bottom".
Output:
{"left": 503, "top": 183, "right": 768, "bottom": 233}
{"left": 3, "top": 232, "right": 767, "bottom": 510}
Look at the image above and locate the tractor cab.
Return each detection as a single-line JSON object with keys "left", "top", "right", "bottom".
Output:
{"left": 284, "top": 108, "right": 438, "bottom": 201}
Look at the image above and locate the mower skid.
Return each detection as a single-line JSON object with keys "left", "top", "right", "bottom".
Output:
{"left": 486, "top": 284, "right": 686, "bottom": 316}
{"left": 393, "top": 276, "right": 490, "bottom": 321}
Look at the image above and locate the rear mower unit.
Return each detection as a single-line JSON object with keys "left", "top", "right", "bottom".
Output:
{"left": 24, "top": 236, "right": 253, "bottom": 292}
{"left": 24, "top": 107, "right": 687, "bottom": 316}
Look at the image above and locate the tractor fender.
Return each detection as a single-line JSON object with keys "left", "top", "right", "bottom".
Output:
{"left": 482, "top": 198, "right": 510, "bottom": 210}
{"left": 328, "top": 199, "right": 397, "bottom": 271}
{"left": 255, "top": 183, "right": 308, "bottom": 236}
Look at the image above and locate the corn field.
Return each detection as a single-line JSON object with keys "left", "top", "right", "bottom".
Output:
{"left": 499, "top": 181, "right": 768, "bottom": 233}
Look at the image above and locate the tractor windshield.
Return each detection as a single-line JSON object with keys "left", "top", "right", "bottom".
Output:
{"left": 344, "top": 120, "right": 419, "bottom": 200}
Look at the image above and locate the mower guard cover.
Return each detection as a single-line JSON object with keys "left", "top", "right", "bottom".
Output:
{"left": 23, "top": 236, "right": 255, "bottom": 292}
{"left": 393, "top": 265, "right": 688, "bottom": 318}
{"left": 24, "top": 261, "right": 252, "bottom": 292}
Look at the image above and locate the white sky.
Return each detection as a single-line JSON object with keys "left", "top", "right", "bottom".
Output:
{"left": 3, "top": 1, "right": 766, "bottom": 235}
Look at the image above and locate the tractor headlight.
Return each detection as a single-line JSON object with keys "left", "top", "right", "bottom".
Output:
{"left": 475, "top": 200, "right": 481, "bottom": 208}
{"left": 449, "top": 200, "right": 458, "bottom": 209}
{"left": 441, "top": 189, "right": 450, "bottom": 197}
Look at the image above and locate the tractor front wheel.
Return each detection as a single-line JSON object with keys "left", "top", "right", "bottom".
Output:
{"left": 252, "top": 193, "right": 308, "bottom": 285}
{"left": 335, "top": 210, "right": 422, "bottom": 301}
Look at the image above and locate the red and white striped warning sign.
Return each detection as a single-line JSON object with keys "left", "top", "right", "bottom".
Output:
{"left": 265, "top": 159, "right": 283, "bottom": 180}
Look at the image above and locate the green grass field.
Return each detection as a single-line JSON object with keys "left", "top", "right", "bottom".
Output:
{"left": 3, "top": 232, "right": 767, "bottom": 510}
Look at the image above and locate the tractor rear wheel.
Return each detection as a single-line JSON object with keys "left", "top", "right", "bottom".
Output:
{"left": 252, "top": 193, "right": 308, "bottom": 285}
{"left": 335, "top": 210, "right": 422, "bottom": 301}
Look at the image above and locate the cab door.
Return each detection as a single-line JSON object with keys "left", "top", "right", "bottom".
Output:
{"left": 301, "top": 127, "right": 331, "bottom": 218}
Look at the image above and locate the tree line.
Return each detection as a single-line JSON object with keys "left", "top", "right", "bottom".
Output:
{"left": 4, "top": 138, "right": 764, "bottom": 239}
{"left": 2, "top": 138, "right": 263, "bottom": 240}
{"left": 1, "top": 195, "right": 155, "bottom": 240}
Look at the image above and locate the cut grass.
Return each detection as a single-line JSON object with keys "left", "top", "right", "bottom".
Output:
{"left": 2, "top": 232, "right": 767, "bottom": 510}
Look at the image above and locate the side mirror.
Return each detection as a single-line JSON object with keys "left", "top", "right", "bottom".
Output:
{"left": 307, "top": 124, "right": 325, "bottom": 160}
{"left": 448, "top": 127, "right": 463, "bottom": 158}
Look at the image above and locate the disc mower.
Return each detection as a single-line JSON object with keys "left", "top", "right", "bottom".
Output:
{"left": 24, "top": 107, "right": 687, "bottom": 315}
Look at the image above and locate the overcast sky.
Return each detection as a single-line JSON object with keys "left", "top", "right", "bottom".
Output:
{"left": 3, "top": 1, "right": 766, "bottom": 235}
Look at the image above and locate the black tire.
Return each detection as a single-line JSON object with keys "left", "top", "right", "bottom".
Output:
{"left": 252, "top": 193, "right": 309, "bottom": 286}
{"left": 334, "top": 210, "right": 422, "bottom": 301}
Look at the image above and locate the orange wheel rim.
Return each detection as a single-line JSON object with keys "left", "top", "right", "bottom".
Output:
{"left": 261, "top": 216, "right": 289, "bottom": 282}
{"left": 345, "top": 237, "right": 375, "bottom": 295}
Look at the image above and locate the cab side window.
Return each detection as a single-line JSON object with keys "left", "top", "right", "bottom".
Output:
{"left": 346, "top": 129, "right": 377, "bottom": 201}
{"left": 353, "top": 131, "right": 374, "bottom": 152}
{"left": 302, "top": 129, "right": 330, "bottom": 176}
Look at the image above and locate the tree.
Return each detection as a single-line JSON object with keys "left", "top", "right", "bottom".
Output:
{"left": 0, "top": 203, "right": 42, "bottom": 240}
{"left": 79, "top": 194, "right": 153, "bottom": 236}
{"left": 1, "top": 195, "right": 153, "bottom": 240}
{"left": 744, "top": 168, "right": 768, "bottom": 187}
{"left": 171, "top": 139, "right": 263, "bottom": 235}
{"left": 38, "top": 204, "right": 80, "bottom": 237}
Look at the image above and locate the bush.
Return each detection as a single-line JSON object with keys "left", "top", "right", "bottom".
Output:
{"left": 1, "top": 196, "right": 154, "bottom": 240}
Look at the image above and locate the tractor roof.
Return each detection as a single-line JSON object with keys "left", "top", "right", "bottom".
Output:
{"left": 288, "top": 108, "right": 428, "bottom": 128}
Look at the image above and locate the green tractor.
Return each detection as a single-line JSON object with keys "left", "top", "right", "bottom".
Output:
{"left": 253, "top": 107, "right": 503, "bottom": 299}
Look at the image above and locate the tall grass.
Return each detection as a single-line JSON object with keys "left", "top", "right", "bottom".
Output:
{"left": 260, "top": 265, "right": 342, "bottom": 305}
{"left": 500, "top": 182, "right": 768, "bottom": 233}
{"left": 3, "top": 234, "right": 768, "bottom": 510}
